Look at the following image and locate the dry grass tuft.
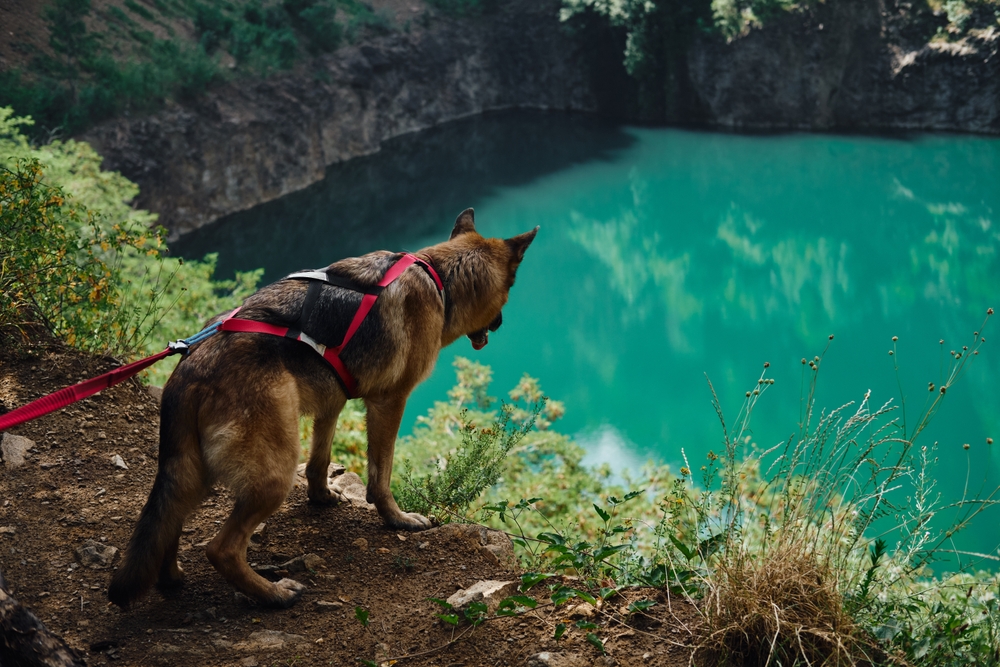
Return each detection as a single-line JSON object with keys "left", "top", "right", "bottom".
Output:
{"left": 701, "top": 545, "right": 870, "bottom": 667}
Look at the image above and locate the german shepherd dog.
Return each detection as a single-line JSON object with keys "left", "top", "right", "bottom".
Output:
{"left": 108, "top": 210, "right": 537, "bottom": 609}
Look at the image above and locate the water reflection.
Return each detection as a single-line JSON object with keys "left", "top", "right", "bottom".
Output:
{"left": 173, "top": 110, "right": 636, "bottom": 282}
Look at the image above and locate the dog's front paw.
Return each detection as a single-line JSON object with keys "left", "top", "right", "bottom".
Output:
{"left": 267, "top": 578, "right": 306, "bottom": 608}
{"left": 307, "top": 486, "right": 338, "bottom": 506}
{"left": 387, "top": 511, "right": 434, "bottom": 531}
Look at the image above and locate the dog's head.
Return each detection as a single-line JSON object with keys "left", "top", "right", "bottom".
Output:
{"left": 435, "top": 208, "right": 537, "bottom": 350}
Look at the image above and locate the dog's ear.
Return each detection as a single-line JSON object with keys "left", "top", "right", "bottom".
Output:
{"left": 451, "top": 208, "right": 477, "bottom": 239}
{"left": 505, "top": 226, "right": 539, "bottom": 263}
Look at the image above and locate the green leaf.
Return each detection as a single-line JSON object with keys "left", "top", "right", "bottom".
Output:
{"left": 593, "top": 503, "right": 611, "bottom": 522}
{"left": 669, "top": 534, "right": 696, "bottom": 561}
{"left": 627, "top": 599, "right": 657, "bottom": 613}
{"left": 554, "top": 622, "right": 566, "bottom": 639}
{"left": 537, "top": 532, "right": 566, "bottom": 546}
{"left": 574, "top": 589, "right": 598, "bottom": 606}
{"left": 585, "top": 632, "right": 605, "bottom": 654}
{"left": 622, "top": 489, "right": 644, "bottom": 502}
{"left": 354, "top": 606, "right": 369, "bottom": 627}
{"left": 575, "top": 620, "right": 598, "bottom": 630}
{"left": 506, "top": 595, "right": 538, "bottom": 609}
{"left": 551, "top": 586, "right": 578, "bottom": 606}
{"left": 593, "top": 544, "right": 629, "bottom": 561}
{"left": 698, "top": 532, "right": 726, "bottom": 560}
{"left": 358, "top": 660, "right": 377, "bottom": 667}
{"left": 428, "top": 597, "right": 453, "bottom": 610}
{"left": 520, "top": 572, "right": 555, "bottom": 592}
{"left": 598, "top": 587, "right": 618, "bottom": 600}
{"left": 464, "top": 601, "right": 488, "bottom": 626}
{"left": 438, "top": 613, "right": 460, "bottom": 626}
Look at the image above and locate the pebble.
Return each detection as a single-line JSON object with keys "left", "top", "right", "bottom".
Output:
{"left": 352, "top": 538, "right": 368, "bottom": 550}
{"left": 75, "top": 539, "right": 118, "bottom": 569}
{"left": 111, "top": 454, "right": 128, "bottom": 469}
{"left": 1, "top": 434, "right": 34, "bottom": 467}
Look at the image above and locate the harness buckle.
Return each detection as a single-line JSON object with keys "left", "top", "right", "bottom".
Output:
{"left": 168, "top": 340, "right": 190, "bottom": 355}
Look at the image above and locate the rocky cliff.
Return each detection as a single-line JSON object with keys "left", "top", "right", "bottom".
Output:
{"left": 83, "top": 0, "right": 999, "bottom": 238}
{"left": 83, "top": 0, "right": 596, "bottom": 239}
{"left": 687, "top": 0, "right": 1000, "bottom": 133}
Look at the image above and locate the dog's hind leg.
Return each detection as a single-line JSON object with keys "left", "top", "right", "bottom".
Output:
{"left": 108, "top": 434, "right": 206, "bottom": 608}
{"left": 364, "top": 395, "right": 433, "bottom": 531}
{"left": 306, "top": 398, "right": 346, "bottom": 505}
{"left": 205, "top": 381, "right": 305, "bottom": 607}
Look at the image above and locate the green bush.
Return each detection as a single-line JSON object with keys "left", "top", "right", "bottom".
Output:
{"left": 0, "top": 107, "right": 262, "bottom": 370}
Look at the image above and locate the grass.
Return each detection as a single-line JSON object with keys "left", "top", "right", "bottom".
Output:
{"left": 311, "top": 311, "right": 1000, "bottom": 665}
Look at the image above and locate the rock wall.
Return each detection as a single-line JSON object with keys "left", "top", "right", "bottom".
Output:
{"left": 686, "top": 0, "right": 1000, "bottom": 133}
{"left": 83, "top": 0, "right": 596, "bottom": 239}
{"left": 84, "top": 0, "right": 999, "bottom": 238}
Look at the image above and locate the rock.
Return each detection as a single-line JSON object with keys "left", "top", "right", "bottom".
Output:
{"left": 351, "top": 538, "right": 368, "bottom": 550}
{"left": 565, "top": 603, "right": 595, "bottom": 619}
{"left": 233, "top": 630, "right": 308, "bottom": 651}
{"left": 0, "top": 527, "right": 15, "bottom": 536}
{"left": 75, "top": 539, "right": 118, "bottom": 569}
{"left": 240, "top": 658, "right": 259, "bottom": 667}
{"left": 446, "top": 580, "right": 518, "bottom": 613}
{"left": 81, "top": 0, "right": 596, "bottom": 239}
{"left": 111, "top": 454, "right": 128, "bottom": 469}
{"left": 281, "top": 553, "right": 326, "bottom": 573}
{"left": 294, "top": 462, "right": 346, "bottom": 488}
{"left": 1, "top": 433, "right": 34, "bottom": 467}
{"left": 331, "top": 473, "right": 374, "bottom": 509}
{"left": 526, "top": 653, "right": 586, "bottom": 667}
{"left": 314, "top": 600, "right": 343, "bottom": 611}
{"left": 250, "top": 522, "right": 267, "bottom": 545}
{"left": 147, "top": 385, "right": 163, "bottom": 402}
{"left": 421, "top": 523, "right": 517, "bottom": 568}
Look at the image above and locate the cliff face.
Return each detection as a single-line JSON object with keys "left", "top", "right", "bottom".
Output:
{"left": 83, "top": 0, "right": 999, "bottom": 239}
{"left": 83, "top": 0, "right": 596, "bottom": 239}
{"left": 686, "top": 0, "right": 1000, "bottom": 133}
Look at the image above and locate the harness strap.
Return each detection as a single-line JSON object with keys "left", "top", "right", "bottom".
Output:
{"left": 219, "top": 253, "right": 444, "bottom": 399}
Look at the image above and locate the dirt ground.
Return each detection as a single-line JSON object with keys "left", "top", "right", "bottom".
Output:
{"left": 0, "top": 341, "right": 702, "bottom": 667}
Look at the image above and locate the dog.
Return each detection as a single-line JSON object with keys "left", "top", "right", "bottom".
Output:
{"left": 108, "top": 209, "right": 537, "bottom": 608}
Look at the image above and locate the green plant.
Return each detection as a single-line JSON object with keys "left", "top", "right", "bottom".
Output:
{"left": 397, "top": 400, "right": 541, "bottom": 519}
{"left": 0, "top": 158, "right": 156, "bottom": 353}
{"left": 1, "top": 108, "right": 261, "bottom": 368}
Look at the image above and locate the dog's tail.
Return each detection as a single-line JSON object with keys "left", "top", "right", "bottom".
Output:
{"left": 108, "top": 389, "right": 202, "bottom": 609}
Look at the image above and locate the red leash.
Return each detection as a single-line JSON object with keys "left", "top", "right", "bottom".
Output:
{"left": 0, "top": 252, "right": 445, "bottom": 432}
{"left": 0, "top": 348, "right": 174, "bottom": 433}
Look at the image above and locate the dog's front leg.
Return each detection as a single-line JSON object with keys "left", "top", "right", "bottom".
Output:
{"left": 364, "top": 395, "right": 433, "bottom": 530}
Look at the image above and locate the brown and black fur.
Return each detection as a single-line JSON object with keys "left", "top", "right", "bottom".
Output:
{"left": 107, "top": 210, "right": 537, "bottom": 609}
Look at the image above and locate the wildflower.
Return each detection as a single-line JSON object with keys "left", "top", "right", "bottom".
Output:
{"left": 745, "top": 391, "right": 751, "bottom": 397}
{"left": 963, "top": 443, "right": 970, "bottom": 450}
{"left": 988, "top": 308, "right": 994, "bottom": 315}
{"left": 892, "top": 336, "right": 898, "bottom": 342}
{"left": 680, "top": 467, "right": 691, "bottom": 476}
{"left": 988, "top": 438, "right": 993, "bottom": 445}
{"left": 763, "top": 362, "right": 770, "bottom": 368}
{"left": 801, "top": 358, "right": 807, "bottom": 365}
{"left": 928, "top": 383, "right": 935, "bottom": 392}
{"left": 888, "top": 350, "right": 894, "bottom": 356}
{"left": 940, "top": 386, "right": 947, "bottom": 394}
{"left": 828, "top": 334, "right": 834, "bottom": 340}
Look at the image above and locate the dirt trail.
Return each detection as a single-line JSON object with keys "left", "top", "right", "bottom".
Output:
{"left": 0, "top": 341, "right": 699, "bottom": 666}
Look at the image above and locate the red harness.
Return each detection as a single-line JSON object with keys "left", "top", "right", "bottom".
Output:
{"left": 220, "top": 253, "right": 443, "bottom": 398}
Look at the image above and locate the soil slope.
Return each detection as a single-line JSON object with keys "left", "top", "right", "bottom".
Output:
{"left": 0, "top": 341, "right": 700, "bottom": 666}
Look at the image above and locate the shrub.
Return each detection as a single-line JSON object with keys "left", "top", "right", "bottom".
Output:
{"left": 0, "top": 107, "right": 262, "bottom": 369}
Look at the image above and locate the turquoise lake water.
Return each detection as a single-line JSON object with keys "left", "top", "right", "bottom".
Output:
{"left": 174, "top": 111, "right": 1000, "bottom": 566}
